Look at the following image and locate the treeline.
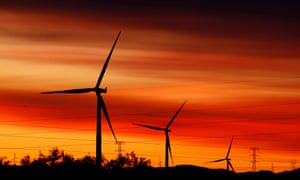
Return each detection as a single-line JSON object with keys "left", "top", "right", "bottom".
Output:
{"left": 1, "top": 147, "right": 299, "bottom": 179}
{"left": 0, "top": 147, "right": 151, "bottom": 169}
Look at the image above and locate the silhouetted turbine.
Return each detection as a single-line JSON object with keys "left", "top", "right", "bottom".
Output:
{"left": 40, "top": 31, "right": 121, "bottom": 167}
{"left": 132, "top": 100, "right": 187, "bottom": 168}
{"left": 208, "top": 136, "right": 234, "bottom": 171}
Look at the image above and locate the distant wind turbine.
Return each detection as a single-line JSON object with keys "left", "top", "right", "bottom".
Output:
{"left": 207, "top": 136, "right": 234, "bottom": 171}
{"left": 40, "top": 31, "right": 121, "bottom": 167}
{"left": 132, "top": 100, "right": 187, "bottom": 168}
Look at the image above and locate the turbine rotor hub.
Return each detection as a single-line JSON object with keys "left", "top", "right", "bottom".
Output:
{"left": 96, "top": 87, "right": 107, "bottom": 93}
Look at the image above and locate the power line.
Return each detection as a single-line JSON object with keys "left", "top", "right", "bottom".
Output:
{"left": 0, "top": 133, "right": 94, "bottom": 141}
{"left": 0, "top": 123, "right": 94, "bottom": 132}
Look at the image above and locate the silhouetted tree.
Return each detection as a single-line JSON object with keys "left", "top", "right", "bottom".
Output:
{"left": 125, "top": 151, "right": 151, "bottom": 167}
{"left": 75, "top": 153, "right": 96, "bottom": 165}
{"left": 103, "top": 151, "right": 151, "bottom": 169}
{"left": 30, "top": 150, "right": 48, "bottom": 167}
{"left": 47, "top": 147, "right": 63, "bottom": 166}
{"left": 20, "top": 155, "right": 31, "bottom": 166}
{"left": 61, "top": 151, "right": 75, "bottom": 165}
{"left": 12, "top": 148, "right": 150, "bottom": 170}
{"left": 0, "top": 156, "right": 10, "bottom": 166}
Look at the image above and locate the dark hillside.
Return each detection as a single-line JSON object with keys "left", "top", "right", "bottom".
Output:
{"left": 1, "top": 164, "right": 299, "bottom": 179}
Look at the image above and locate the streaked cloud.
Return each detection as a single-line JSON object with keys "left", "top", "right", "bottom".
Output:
{"left": 0, "top": 1, "right": 299, "bottom": 172}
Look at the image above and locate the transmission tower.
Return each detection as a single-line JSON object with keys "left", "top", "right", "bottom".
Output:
{"left": 290, "top": 159, "right": 296, "bottom": 170}
{"left": 116, "top": 141, "right": 125, "bottom": 156}
{"left": 250, "top": 147, "right": 259, "bottom": 172}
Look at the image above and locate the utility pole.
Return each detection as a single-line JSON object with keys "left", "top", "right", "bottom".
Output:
{"left": 250, "top": 147, "right": 259, "bottom": 172}
{"left": 13, "top": 153, "right": 16, "bottom": 165}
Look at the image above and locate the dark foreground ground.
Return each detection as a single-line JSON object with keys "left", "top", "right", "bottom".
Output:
{"left": 1, "top": 164, "right": 299, "bottom": 179}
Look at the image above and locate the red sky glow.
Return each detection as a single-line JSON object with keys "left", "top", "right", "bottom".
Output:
{"left": 0, "top": 0, "right": 299, "bottom": 172}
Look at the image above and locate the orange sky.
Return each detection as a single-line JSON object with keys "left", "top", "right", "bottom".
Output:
{"left": 0, "top": 1, "right": 300, "bottom": 172}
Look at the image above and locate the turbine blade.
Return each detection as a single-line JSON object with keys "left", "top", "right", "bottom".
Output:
{"left": 226, "top": 136, "right": 234, "bottom": 159}
{"left": 99, "top": 96, "right": 117, "bottom": 143}
{"left": 132, "top": 123, "right": 165, "bottom": 131}
{"left": 209, "top": 158, "right": 226, "bottom": 163}
{"left": 95, "top": 31, "right": 121, "bottom": 88}
{"left": 166, "top": 100, "right": 187, "bottom": 128}
{"left": 166, "top": 133, "right": 173, "bottom": 163}
{"left": 40, "top": 88, "right": 94, "bottom": 94}
{"left": 228, "top": 160, "right": 234, "bottom": 171}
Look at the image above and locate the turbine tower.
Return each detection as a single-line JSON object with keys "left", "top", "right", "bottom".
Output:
{"left": 208, "top": 136, "right": 234, "bottom": 171}
{"left": 40, "top": 31, "right": 121, "bottom": 167}
{"left": 132, "top": 100, "right": 187, "bottom": 168}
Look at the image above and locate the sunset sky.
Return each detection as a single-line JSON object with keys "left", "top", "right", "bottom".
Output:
{"left": 0, "top": 0, "right": 299, "bottom": 172}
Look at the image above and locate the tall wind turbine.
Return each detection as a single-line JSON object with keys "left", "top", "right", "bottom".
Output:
{"left": 40, "top": 31, "right": 121, "bottom": 167}
{"left": 132, "top": 100, "right": 187, "bottom": 168}
{"left": 208, "top": 136, "right": 234, "bottom": 171}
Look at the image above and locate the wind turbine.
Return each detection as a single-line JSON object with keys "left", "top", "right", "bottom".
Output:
{"left": 132, "top": 100, "right": 187, "bottom": 168}
{"left": 208, "top": 136, "right": 234, "bottom": 171}
{"left": 40, "top": 31, "right": 121, "bottom": 167}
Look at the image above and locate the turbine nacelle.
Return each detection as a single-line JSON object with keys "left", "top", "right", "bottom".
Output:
{"left": 96, "top": 87, "right": 107, "bottom": 93}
